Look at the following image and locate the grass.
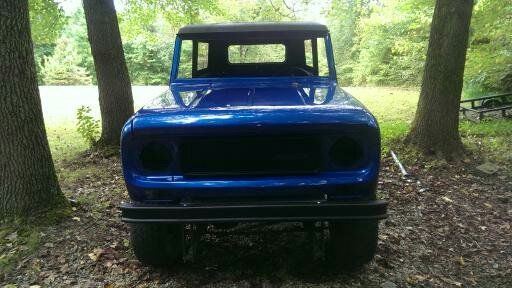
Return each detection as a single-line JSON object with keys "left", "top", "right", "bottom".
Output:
{"left": 345, "top": 86, "right": 419, "bottom": 151}
{"left": 460, "top": 119, "right": 512, "bottom": 163}
{"left": 46, "top": 125, "right": 110, "bottom": 208}
{"left": 345, "top": 86, "right": 420, "bottom": 122}
{"left": 46, "top": 125, "right": 88, "bottom": 164}
{"left": 345, "top": 87, "right": 512, "bottom": 160}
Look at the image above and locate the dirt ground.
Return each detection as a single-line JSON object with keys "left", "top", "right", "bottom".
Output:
{"left": 2, "top": 151, "right": 511, "bottom": 288}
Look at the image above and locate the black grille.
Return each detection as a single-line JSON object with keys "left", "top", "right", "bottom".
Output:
{"left": 180, "top": 135, "right": 322, "bottom": 177}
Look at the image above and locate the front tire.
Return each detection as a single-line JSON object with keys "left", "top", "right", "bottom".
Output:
{"left": 326, "top": 220, "right": 378, "bottom": 270}
{"left": 130, "top": 223, "right": 184, "bottom": 267}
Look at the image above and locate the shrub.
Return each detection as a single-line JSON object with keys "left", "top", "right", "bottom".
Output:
{"left": 41, "top": 37, "right": 92, "bottom": 85}
{"left": 124, "top": 40, "right": 173, "bottom": 85}
{"left": 464, "top": 0, "right": 512, "bottom": 93}
{"left": 76, "top": 106, "right": 100, "bottom": 147}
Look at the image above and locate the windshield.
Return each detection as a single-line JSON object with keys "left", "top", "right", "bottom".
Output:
{"left": 174, "top": 36, "right": 331, "bottom": 79}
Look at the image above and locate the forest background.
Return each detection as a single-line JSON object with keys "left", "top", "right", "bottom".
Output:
{"left": 33, "top": 0, "right": 511, "bottom": 98}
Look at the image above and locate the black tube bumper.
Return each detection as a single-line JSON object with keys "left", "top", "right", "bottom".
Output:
{"left": 120, "top": 200, "right": 388, "bottom": 223}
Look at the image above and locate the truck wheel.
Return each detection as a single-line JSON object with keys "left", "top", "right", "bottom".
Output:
{"left": 130, "top": 223, "right": 184, "bottom": 267}
{"left": 326, "top": 220, "right": 378, "bottom": 270}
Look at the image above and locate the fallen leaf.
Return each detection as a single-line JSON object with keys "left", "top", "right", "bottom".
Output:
{"left": 57, "top": 256, "right": 66, "bottom": 264}
{"left": 441, "top": 196, "right": 453, "bottom": 203}
{"left": 440, "top": 277, "right": 462, "bottom": 287}
{"left": 101, "top": 247, "right": 117, "bottom": 260}
{"left": 72, "top": 217, "right": 80, "bottom": 222}
{"left": 457, "top": 256, "right": 465, "bottom": 266}
{"left": 123, "top": 239, "right": 130, "bottom": 247}
{"left": 103, "top": 259, "right": 113, "bottom": 266}
{"left": 407, "top": 274, "right": 427, "bottom": 284}
{"left": 88, "top": 248, "right": 104, "bottom": 262}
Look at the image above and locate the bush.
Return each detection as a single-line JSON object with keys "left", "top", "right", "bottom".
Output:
{"left": 41, "top": 37, "right": 92, "bottom": 85}
{"left": 76, "top": 106, "right": 100, "bottom": 147}
{"left": 464, "top": 0, "right": 512, "bottom": 94}
{"left": 348, "top": 0, "right": 432, "bottom": 87}
{"left": 124, "top": 40, "right": 174, "bottom": 85}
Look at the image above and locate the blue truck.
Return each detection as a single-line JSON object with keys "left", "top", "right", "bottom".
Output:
{"left": 120, "top": 22, "right": 387, "bottom": 269}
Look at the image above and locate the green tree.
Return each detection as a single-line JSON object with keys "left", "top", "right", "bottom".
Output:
{"left": 41, "top": 37, "right": 93, "bottom": 85}
{"left": 328, "top": 0, "right": 372, "bottom": 85}
{"left": 464, "top": 0, "right": 512, "bottom": 95}
{"left": 349, "top": 0, "right": 434, "bottom": 86}
{"left": 215, "top": 0, "right": 300, "bottom": 22}
{"left": 29, "top": 0, "right": 67, "bottom": 83}
{"left": 61, "top": 8, "right": 97, "bottom": 82}
{"left": 124, "top": 40, "right": 173, "bottom": 85}
{"left": 122, "top": 0, "right": 220, "bottom": 33}
{"left": 116, "top": 0, "right": 222, "bottom": 85}
{"left": 29, "top": 0, "right": 66, "bottom": 44}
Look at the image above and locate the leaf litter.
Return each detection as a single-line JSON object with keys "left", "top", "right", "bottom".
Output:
{"left": 0, "top": 151, "right": 511, "bottom": 287}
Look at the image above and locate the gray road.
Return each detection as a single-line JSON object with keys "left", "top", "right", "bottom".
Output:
{"left": 40, "top": 85, "right": 167, "bottom": 125}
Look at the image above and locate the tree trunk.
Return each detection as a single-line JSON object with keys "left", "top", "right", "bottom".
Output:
{"left": 83, "top": 0, "right": 134, "bottom": 147}
{"left": 407, "top": 0, "right": 474, "bottom": 159}
{"left": 0, "top": 0, "right": 66, "bottom": 218}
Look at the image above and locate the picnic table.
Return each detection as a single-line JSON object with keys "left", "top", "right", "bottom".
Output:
{"left": 460, "top": 92, "right": 512, "bottom": 121}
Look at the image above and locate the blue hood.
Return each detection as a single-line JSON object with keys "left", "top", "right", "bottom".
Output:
{"left": 131, "top": 105, "right": 376, "bottom": 136}
{"left": 129, "top": 83, "right": 378, "bottom": 136}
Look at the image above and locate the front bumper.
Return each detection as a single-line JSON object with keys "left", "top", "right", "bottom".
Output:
{"left": 120, "top": 200, "right": 388, "bottom": 223}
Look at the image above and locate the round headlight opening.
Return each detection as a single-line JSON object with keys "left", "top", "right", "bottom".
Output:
{"left": 329, "top": 137, "right": 363, "bottom": 168}
{"left": 139, "top": 142, "right": 173, "bottom": 172}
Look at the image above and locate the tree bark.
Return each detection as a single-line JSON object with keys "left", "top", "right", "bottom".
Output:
{"left": 0, "top": 0, "right": 66, "bottom": 218}
{"left": 407, "top": 0, "right": 474, "bottom": 159}
{"left": 83, "top": 0, "right": 134, "bottom": 147}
